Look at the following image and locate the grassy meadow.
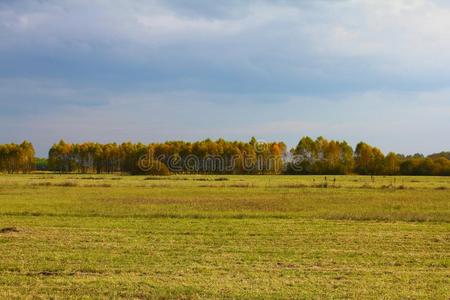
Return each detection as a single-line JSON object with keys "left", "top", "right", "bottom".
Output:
{"left": 0, "top": 174, "right": 449, "bottom": 299}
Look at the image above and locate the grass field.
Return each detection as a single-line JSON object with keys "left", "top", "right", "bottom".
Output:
{"left": 0, "top": 174, "right": 449, "bottom": 299}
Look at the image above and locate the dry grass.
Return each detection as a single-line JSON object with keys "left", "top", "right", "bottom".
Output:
{"left": 0, "top": 174, "right": 449, "bottom": 299}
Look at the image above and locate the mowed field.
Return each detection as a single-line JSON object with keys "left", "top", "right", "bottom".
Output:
{"left": 0, "top": 174, "right": 449, "bottom": 299}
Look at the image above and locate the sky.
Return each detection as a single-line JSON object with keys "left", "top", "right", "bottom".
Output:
{"left": 1, "top": 0, "right": 450, "bottom": 157}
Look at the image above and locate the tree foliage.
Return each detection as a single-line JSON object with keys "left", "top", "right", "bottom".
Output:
{"left": 1, "top": 138, "right": 448, "bottom": 176}
{"left": 47, "top": 138, "right": 286, "bottom": 175}
{"left": 0, "top": 141, "right": 35, "bottom": 173}
{"left": 289, "top": 136, "right": 354, "bottom": 174}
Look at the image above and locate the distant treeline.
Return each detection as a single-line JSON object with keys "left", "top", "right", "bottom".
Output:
{"left": 47, "top": 138, "right": 286, "bottom": 175}
{"left": 0, "top": 141, "right": 35, "bottom": 173}
{"left": 288, "top": 137, "right": 450, "bottom": 176}
{"left": 1, "top": 138, "right": 449, "bottom": 175}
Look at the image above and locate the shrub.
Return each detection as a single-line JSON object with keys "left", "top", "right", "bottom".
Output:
{"left": 131, "top": 160, "right": 171, "bottom": 176}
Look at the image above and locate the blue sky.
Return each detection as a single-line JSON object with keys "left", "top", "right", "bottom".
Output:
{"left": 1, "top": 0, "right": 450, "bottom": 156}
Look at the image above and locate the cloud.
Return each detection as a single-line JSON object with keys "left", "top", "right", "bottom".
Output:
{"left": 0, "top": 0, "right": 449, "bottom": 155}
{"left": 2, "top": 88, "right": 449, "bottom": 156}
{"left": 2, "top": 0, "right": 450, "bottom": 93}
{"left": 0, "top": 78, "right": 109, "bottom": 115}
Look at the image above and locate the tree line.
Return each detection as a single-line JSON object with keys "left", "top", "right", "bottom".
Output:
{"left": 1, "top": 138, "right": 449, "bottom": 175}
{"left": 287, "top": 137, "right": 450, "bottom": 176}
{"left": 0, "top": 141, "right": 35, "bottom": 173}
{"left": 47, "top": 138, "right": 286, "bottom": 175}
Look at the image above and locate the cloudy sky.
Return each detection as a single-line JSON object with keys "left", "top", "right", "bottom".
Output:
{"left": 1, "top": 0, "right": 449, "bottom": 156}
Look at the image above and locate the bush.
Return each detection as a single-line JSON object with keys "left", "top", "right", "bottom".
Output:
{"left": 131, "top": 160, "right": 171, "bottom": 176}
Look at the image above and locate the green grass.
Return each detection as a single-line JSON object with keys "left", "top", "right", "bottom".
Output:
{"left": 0, "top": 174, "right": 449, "bottom": 299}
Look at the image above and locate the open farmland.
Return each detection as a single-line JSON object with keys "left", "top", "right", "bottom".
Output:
{"left": 0, "top": 174, "right": 449, "bottom": 299}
